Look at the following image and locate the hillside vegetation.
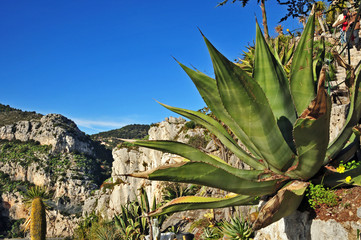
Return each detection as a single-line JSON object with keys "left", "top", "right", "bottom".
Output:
{"left": 91, "top": 124, "right": 150, "bottom": 139}
{"left": 0, "top": 104, "right": 42, "bottom": 127}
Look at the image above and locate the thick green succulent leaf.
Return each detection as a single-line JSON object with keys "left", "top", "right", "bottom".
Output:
{"left": 178, "top": 62, "right": 263, "bottom": 160}
{"left": 313, "top": 39, "right": 325, "bottom": 83}
{"left": 323, "top": 165, "right": 361, "bottom": 187}
{"left": 288, "top": 69, "right": 331, "bottom": 180}
{"left": 129, "top": 161, "right": 280, "bottom": 196}
{"left": 203, "top": 35, "right": 295, "bottom": 173}
{"left": 253, "top": 181, "right": 309, "bottom": 230}
{"left": 325, "top": 70, "right": 361, "bottom": 164}
{"left": 148, "top": 194, "right": 258, "bottom": 216}
{"left": 158, "top": 102, "right": 265, "bottom": 170}
{"left": 290, "top": 13, "right": 316, "bottom": 114}
{"left": 285, "top": 42, "right": 294, "bottom": 65}
{"left": 131, "top": 140, "right": 268, "bottom": 179}
{"left": 254, "top": 21, "right": 297, "bottom": 152}
{"left": 331, "top": 131, "right": 360, "bottom": 164}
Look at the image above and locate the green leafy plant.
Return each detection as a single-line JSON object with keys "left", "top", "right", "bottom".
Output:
{"left": 338, "top": 160, "right": 361, "bottom": 171}
{"left": 221, "top": 216, "right": 253, "bottom": 240}
{"left": 306, "top": 183, "right": 339, "bottom": 209}
{"left": 125, "top": 8, "right": 361, "bottom": 230}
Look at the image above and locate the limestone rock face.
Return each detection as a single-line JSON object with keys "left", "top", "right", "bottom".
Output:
{"left": 0, "top": 113, "right": 101, "bottom": 237}
{"left": 254, "top": 211, "right": 361, "bottom": 240}
{"left": 329, "top": 104, "right": 348, "bottom": 142}
{"left": 84, "top": 116, "right": 212, "bottom": 219}
{"left": 0, "top": 114, "right": 94, "bottom": 156}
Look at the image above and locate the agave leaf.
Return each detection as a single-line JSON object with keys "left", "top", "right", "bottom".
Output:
{"left": 288, "top": 68, "right": 331, "bottom": 180}
{"left": 129, "top": 161, "right": 281, "bottom": 196}
{"left": 325, "top": 70, "right": 361, "bottom": 164}
{"left": 178, "top": 62, "right": 263, "bottom": 160}
{"left": 148, "top": 194, "right": 258, "bottom": 216}
{"left": 313, "top": 38, "right": 325, "bottom": 83}
{"left": 253, "top": 181, "right": 309, "bottom": 230}
{"left": 285, "top": 41, "right": 294, "bottom": 64}
{"left": 131, "top": 140, "right": 269, "bottom": 180}
{"left": 158, "top": 102, "right": 265, "bottom": 170}
{"left": 331, "top": 130, "right": 360, "bottom": 165}
{"left": 254, "top": 21, "right": 297, "bottom": 152}
{"left": 290, "top": 12, "right": 316, "bottom": 114}
{"left": 323, "top": 165, "right": 361, "bottom": 187}
{"left": 274, "top": 36, "right": 280, "bottom": 54}
{"left": 203, "top": 35, "right": 295, "bottom": 173}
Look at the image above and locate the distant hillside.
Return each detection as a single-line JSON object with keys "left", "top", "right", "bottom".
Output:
{"left": 91, "top": 124, "right": 150, "bottom": 139}
{"left": 91, "top": 124, "right": 150, "bottom": 149}
{"left": 0, "top": 104, "right": 42, "bottom": 127}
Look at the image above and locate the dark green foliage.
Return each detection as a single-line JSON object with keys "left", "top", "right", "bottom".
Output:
{"left": 91, "top": 124, "right": 150, "bottom": 150}
{"left": 0, "top": 218, "right": 25, "bottom": 238}
{"left": 0, "top": 139, "right": 50, "bottom": 167}
{"left": 0, "top": 104, "right": 18, "bottom": 112}
{"left": 0, "top": 103, "right": 42, "bottom": 127}
{"left": 185, "top": 121, "right": 197, "bottom": 129}
{"left": 0, "top": 171, "right": 33, "bottom": 194}
{"left": 91, "top": 124, "right": 150, "bottom": 140}
{"left": 188, "top": 135, "right": 209, "bottom": 149}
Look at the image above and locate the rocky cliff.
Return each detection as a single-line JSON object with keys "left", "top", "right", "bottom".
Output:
{"left": 0, "top": 113, "right": 111, "bottom": 237}
{"left": 0, "top": 114, "right": 94, "bottom": 156}
{"left": 0, "top": 103, "right": 350, "bottom": 238}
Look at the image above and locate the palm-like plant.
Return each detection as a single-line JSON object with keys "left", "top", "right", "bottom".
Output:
{"left": 23, "top": 186, "right": 50, "bottom": 240}
{"left": 126, "top": 10, "right": 361, "bottom": 230}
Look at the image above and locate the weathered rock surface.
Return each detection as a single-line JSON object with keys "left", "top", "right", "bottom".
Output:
{"left": 0, "top": 113, "right": 104, "bottom": 237}
{"left": 0, "top": 114, "right": 94, "bottom": 156}
{"left": 254, "top": 211, "right": 361, "bottom": 240}
{"left": 83, "top": 116, "right": 215, "bottom": 219}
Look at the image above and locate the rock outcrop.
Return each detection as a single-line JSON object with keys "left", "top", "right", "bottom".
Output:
{"left": 0, "top": 114, "right": 94, "bottom": 156}
{"left": 254, "top": 211, "right": 361, "bottom": 240}
{"left": 0, "top": 114, "right": 104, "bottom": 237}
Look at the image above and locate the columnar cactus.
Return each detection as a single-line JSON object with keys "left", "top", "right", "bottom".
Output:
{"left": 24, "top": 186, "right": 49, "bottom": 240}
{"left": 30, "top": 197, "right": 46, "bottom": 240}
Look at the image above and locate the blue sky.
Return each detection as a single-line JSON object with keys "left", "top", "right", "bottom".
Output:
{"left": 0, "top": 0, "right": 303, "bottom": 134}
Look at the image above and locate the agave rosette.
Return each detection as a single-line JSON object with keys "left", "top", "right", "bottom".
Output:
{"left": 127, "top": 12, "right": 361, "bottom": 229}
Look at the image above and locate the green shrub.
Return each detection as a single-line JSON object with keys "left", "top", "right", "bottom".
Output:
{"left": 306, "top": 183, "right": 339, "bottom": 209}
{"left": 185, "top": 121, "right": 196, "bottom": 129}
{"left": 187, "top": 135, "right": 209, "bottom": 149}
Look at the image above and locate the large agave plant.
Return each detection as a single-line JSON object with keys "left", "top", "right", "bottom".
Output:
{"left": 126, "top": 11, "right": 361, "bottom": 230}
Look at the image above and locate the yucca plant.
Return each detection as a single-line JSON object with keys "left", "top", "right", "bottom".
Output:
{"left": 23, "top": 186, "right": 50, "bottom": 240}
{"left": 126, "top": 9, "right": 361, "bottom": 230}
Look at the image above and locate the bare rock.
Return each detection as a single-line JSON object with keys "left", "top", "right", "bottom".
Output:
{"left": 0, "top": 114, "right": 94, "bottom": 156}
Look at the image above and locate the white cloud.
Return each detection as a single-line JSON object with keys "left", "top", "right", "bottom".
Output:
{"left": 72, "top": 118, "right": 128, "bottom": 133}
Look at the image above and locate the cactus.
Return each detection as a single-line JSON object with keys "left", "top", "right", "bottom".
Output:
{"left": 126, "top": 10, "right": 361, "bottom": 230}
{"left": 30, "top": 197, "right": 46, "bottom": 240}
{"left": 24, "top": 186, "right": 49, "bottom": 240}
